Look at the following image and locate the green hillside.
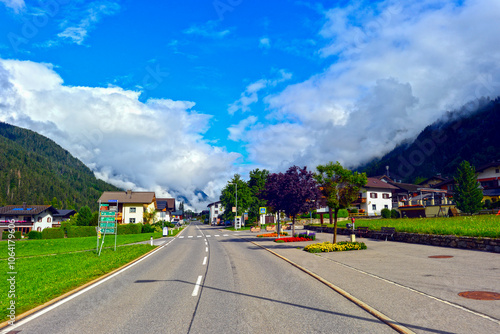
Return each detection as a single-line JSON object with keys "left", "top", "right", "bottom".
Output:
{"left": 0, "top": 122, "right": 121, "bottom": 210}
{"left": 358, "top": 97, "right": 500, "bottom": 182}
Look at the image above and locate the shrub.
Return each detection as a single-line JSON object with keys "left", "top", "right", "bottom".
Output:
{"left": 338, "top": 209, "right": 349, "bottom": 218}
{"left": 350, "top": 208, "right": 358, "bottom": 213}
{"left": 141, "top": 223, "right": 155, "bottom": 233}
{"left": 67, "top": 226, "right": 97, "bottom": 238}
{"left": 61, "top": 220, "right": 76, "bottom": 235}
{"left": 117, "top": 223, "right": 142, "bottom": 235}
{"left": 2, "top": 230, "right": 22, "bottom": 240}
{"left": 391, "top": 209, "right": 400, "bottom": 219}
{"left": 381, "top": 208, "right": 391, "bottom": 219}
{"left": 304, "top": 241, "right": 367, "bottom": 253}
{"left": 42, "top": 228, "right": 65, "bottom": 239}
{"left": 27, "top": 231, "right": 43, "bottom": 239}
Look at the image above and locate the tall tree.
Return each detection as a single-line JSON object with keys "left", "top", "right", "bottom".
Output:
{"left": 220, "top": 174, "right": 252, "bottom": 223}
{"left": 76, "top": 206, "right": 92, "bottom": 226}
{"left": 264, "top": 166, "right": 320, "bottom": 236}
{"left": 248, "top": 168, "right": 269, "bottom": 224}
{"left": 314, "top": 161, "right": 367, "bottom": 243}
{"left": 453, "top": 160, "right": 484, "bottom": 215}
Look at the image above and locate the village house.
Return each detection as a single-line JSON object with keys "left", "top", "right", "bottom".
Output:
{"left": 155, "top": 198, "right": 176, "bottom": 222}
{"left": 0, "top": 204, "right": 59, "bottom": 234}
{"left": 353, "top": 177, "right": 399, "bottom": 216}
{"left": 98, "top": 190, "right": 157, "bottom": 224}
{"left": 207, "top": 201, "right": 224, "bottom": 225}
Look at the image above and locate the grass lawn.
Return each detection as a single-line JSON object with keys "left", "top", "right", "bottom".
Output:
{"left": 0, "top": 244, "right": 155, "bottom": 322}
{"left": 311, "top": 215, "right": 500, "bottom": 238}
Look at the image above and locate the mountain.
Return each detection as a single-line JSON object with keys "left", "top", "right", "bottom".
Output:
{"left": 358, "top": 97, "right": 500, "bottom": 182}
{"left": 0, "top": 122, "right": 121, "bottom": 210}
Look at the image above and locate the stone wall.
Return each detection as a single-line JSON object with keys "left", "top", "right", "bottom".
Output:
{"left": 304, "top": 225, "right": 500, "bottom": 253}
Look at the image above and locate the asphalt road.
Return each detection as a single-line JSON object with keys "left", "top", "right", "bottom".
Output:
{"left": 3, "top": 222, "right": 396, "bottom": 334}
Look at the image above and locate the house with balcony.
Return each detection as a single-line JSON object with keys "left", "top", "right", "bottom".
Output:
{"left": 0, "top": 204, "right": 59, "bottom": 234}
{"left": 353, "top": 178, "right": 399, "bottom": 216}
{"left": 207, "top": 201, "right": 224, "bottom": 225}
{"left": 476, "top": 161, "right": 500, "bottom": 203}
{"left": 98, "top": 190, "right": 157, "bottom": 224}
{"left": 156, "top": 198, "right": 176, "bottom": 222}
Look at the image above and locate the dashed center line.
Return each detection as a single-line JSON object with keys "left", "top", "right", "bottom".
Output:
{"left": 192, "top": 276, "right": 203, "bottom": 296}
{"left": 203, "top": 257, "right": 207, "bottom": 265}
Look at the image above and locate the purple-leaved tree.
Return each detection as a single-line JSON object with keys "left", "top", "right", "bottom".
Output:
{"left": 264, "top": 166, "right": 321, "bottom": 236}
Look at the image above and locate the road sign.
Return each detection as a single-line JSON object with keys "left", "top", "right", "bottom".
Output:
{"left": 259, "top": 207, "right": 266, "bottom": 214}
{"left": 108, "top": 199, "right": 118, "bottom": 202}
{"left": 100, "top": 228, "right": 115, "bottom": 234}
{"left": 101, "top": 217, "right": 116, "bottom": 222}
{"left": 100, "top": 211, "right": 115, "bottom": 216}
{"left": 99, "top": 222, "right": 116, "bottom": 228}
{"left": 232, "top": 206, "right": 236, "bottom": 213}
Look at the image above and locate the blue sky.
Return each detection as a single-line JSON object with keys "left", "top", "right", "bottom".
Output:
{"left": 1, "top": 0, "right": 500, "bottom": 210}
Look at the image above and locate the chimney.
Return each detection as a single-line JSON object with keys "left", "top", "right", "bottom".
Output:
{"left": 23, "top": 202, "right": 27, "bottom": 210}
{"left": 126, "top": 189, "right": 132, "bottom": 198}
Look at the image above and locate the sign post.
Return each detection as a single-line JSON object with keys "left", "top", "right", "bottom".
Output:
{"left": 97, "top": 200, "right": 118, "bottom": 256}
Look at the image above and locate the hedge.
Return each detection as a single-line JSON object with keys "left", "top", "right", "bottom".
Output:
{"left": 42, "top": 228, "right": 65, "bottom": 239}
{"left": 117, "top": 223, "right": 142, "bottom": 235}
{"left": 67, "top": 226, "right": 97, "bottom": 238}
{"left": 61, "top": 221, "right": 76, "bottom": 234}
{"left": 2, "top": 230, "right": 22, "bottom": 240}
{"left": 27, "top": 231, "right": 43, "bottom": 239}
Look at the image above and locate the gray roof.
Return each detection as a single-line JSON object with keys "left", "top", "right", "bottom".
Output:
{"left": 0, "top": 205, "right": 58, "bottom": 216}
{"left": 98, "top": 191, "right": 156, "bottom": 205}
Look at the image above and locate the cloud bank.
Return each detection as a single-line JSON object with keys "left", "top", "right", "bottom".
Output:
{"left": 231, "top": 0, "right": 500, "bottom": 170}
{"left": 0, "top": 59, "right": 240, "bottom": 210}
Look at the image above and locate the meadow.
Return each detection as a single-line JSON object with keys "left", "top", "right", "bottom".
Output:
{"left": 316, "top": 215, "right": 500, "bottom": 238}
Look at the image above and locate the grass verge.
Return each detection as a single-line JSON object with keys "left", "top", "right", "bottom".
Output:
{"left": 0, "top": 244, "right": 155, "bottom": 322}
{"left": 311, "top": 215, "right": 500, "bottom": 238}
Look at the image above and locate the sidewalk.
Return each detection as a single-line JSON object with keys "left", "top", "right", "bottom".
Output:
{"left": 231, "top": 228, "right": 500, "bottom": 334}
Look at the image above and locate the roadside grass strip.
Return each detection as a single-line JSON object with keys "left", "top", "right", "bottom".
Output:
{"left": 0, "top": 233, "right": 164, "bottom": 259}
{"left": 313, "top": 215, "right": 500, "bottom": 238}
{"left": 0, "top": 244, "right": 155, "bottom": 322}
{"left": 304, "top": 241, "right": 367, "bottom": 253}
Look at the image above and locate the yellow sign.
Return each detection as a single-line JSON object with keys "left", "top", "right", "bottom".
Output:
{"left": 98, "top": 231, "right": 102, "bottom": 239}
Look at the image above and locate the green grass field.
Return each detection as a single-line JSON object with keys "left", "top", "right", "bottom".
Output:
{"left": 313, "top": 215, "right": 500, "bottom": 238}
{"left": 0, "top": 244, "right": 155, "bottom": 322}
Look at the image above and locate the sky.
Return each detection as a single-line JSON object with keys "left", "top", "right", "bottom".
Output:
{"left": 1, "top": 0, "right": 500, "bottom": 211}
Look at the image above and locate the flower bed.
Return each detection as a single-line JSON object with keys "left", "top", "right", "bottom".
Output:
{"left": 274, "top": 237, "right": 311, "bottom": 243}
{"left": 295, "top": 232, "right": 316, "bottom": 241}
{"left": 257, "top": 232, "right": 288, "bottom": 238}
{"left": 304, "top": 241, "right": 367, "bottom": 253}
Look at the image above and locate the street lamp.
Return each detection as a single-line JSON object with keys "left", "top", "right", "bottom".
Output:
{"left": 228, "top": 182, "right": 238, "bottom": 229}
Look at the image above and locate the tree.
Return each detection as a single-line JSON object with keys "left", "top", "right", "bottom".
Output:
{"left": 76, "top": 206, "right": 92, "bottom": 226}
{"left": 220, "top": 174, "right": 252, "bottom": 223}
{"left": 248, "top": 168, "right": 269, "bottom": 223}
{"left": 314, "top": 161, "right": 367, "bottom": 243}
{"left": 264, "top": 166, "right": 321, "bottom": 236}
{"left": 453, "top": 160, "right": 483, "bottom": 215}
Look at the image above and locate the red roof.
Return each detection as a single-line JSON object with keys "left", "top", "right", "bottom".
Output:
{"left": 364, "top": 178, "right": 399, "bottom": 190}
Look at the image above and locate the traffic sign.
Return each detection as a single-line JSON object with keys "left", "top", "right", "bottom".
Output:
{"left": 101, "top": 217, "right": 116, "bottom": 222}
{"left": 100, "top": 211, "right": 115, "bottom": 216}
{"left": 100, "top": 228, "right": 115, "bottom": 234}
{"left": 99, "top": 222, "right": 116, "bottom": 228}
{"left": 259, "top": 207, "right": 266, "bottom": 214}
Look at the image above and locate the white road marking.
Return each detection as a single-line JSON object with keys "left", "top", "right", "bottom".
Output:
{"left": 197, "top": 235, "right": 202, "bottom": 238}
{"left": 203, "top": 257, "right": 207, "bottom": 265}
{"left": 179, "top": 236, "right": 184, "bottom": 239}
{"left": 192, "top": 275, "right": 203, "bottom": 296}
{"left": 206, "top": 235, "right": 211, "bottom": 237}
{"left": 215, "top": 235, "right": 220, "bottom": 237}
{"left": 188, "top": 236, "right": 193, "bottom": 238}
{"left": 223, "top": 234, "right": 229, "bottom": 236}
{"left": 205, "top": 247, "right": 208, "bottom": 252}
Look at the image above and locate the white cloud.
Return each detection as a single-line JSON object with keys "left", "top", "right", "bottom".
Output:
{"left": 57, "top": 1, "right": 120, "bottom": 45}
{"left": 0, "top": 59, "right": 240, "bottom": 210}
{"left": 228, "top": 116, "right": 258, "bottom": 141}
{"left": 0, "top": 0, "right": 25, "bottom": 13}
{"left": 228, "top": 70, "right": 292, "bottom": 115}
{"left": 259, "top": 37, "right": 271, "bottom": 48}
{"left": 239, "top": 0, "right": 500, "bottom": 171}
{"left": 184, "top": 20, "right": 231, "bottom": 39}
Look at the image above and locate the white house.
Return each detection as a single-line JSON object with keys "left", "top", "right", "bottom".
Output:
{"left": 207, "top": 201, "right": 224, "bottom": 225}
{"left": 0, "top": 204, "right": 59, "bottom": 234}
{"left": 98, "top": 190, "right": 157, "bottom": 224}
{"left": 355, "top": 178, "right": 399, "bottom": 216}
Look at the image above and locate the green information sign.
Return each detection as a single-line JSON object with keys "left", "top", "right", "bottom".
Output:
{"left": 101, "top": 217, "right": 116, "bottom": 222}
{"left": 100, "top": 228, "right": 115, "bottom": 234}
{"left": 100, "top": 222, "right": 116, "bottom": 228}
{"left": 100, "top": 211, "right": 115, "bottom": 216}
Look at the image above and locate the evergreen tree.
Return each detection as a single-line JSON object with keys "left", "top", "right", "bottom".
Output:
{"left": 248, "top": 168, "right": 269, "bottom": 223}
{"left": 76, "top": 206, "right": 92, "bottom": 226}
{"left": 453, "top": 160, "right": 484, "bottom": 215}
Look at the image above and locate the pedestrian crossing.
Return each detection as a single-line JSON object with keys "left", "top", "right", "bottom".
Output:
{"left": 179, "top": 234, "right": 229, "bottom": 239}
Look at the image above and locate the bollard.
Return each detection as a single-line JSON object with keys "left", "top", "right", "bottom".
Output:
{"left": 150, "top": 236, "right": 153, "bottom": 246}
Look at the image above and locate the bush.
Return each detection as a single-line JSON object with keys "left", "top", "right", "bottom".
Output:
{"left": 338, "top": 209, "right": 349, "bottom": 218}
{"left": 381, "top": 208, "right": 391, "bottom": 219}
{"left": 27, "top": 231, "right": 43, "bottom": 239}
{"left": 391, "top": 209, "right": 400, "bottom": 219}
{"left": 141, "top": 224, "right": 155, "bottom": 233}
{"left": 118, "top": 223, "right": 142, "bottom": 235}
{"left": 2, "top": 230, "right": 22, "bottom": 240}
{"left": 67, "top": 226, "right": 97, "bottom": 238}
{"left": 42, "top": 228, "right": 65, "bottom": 239}
{"left": 350, "top": 208, "right": 358, "bottom": 213}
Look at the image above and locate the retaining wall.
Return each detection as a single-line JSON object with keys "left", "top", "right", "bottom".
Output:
{"left": 304, "top": 225, "right": 500, "bottom": 253}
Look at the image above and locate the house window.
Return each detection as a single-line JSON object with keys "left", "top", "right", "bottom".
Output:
{"left": 214, "top": 210, "right": 218, "bottom": 214}
{"left": 384, "top": 205, "right": 389, "bottom": 209}
{"left": 372, "top": 204, "right": 377, "bottom": 211}
{"left": 129, "top": 218, "right": 136, "bottom": 224}
{"left": 129, "top": 207, "right": 136, "bottom": 213}
{"left": 382, "top": 193, "right": 390, "bottom": 199}
{"left": 496, "top": 168, "right": 499, "bottom": 173}
{"left": 38, "top": 217, "right": 42, "bottom": 222}
{"left": 215, "top": 204, "right": 218, "bottom": 208}
{"left": 47, "top": 217, "right": 52, "bottom": 223}
{"left": 370, "top": 193, "right": 378, "bottom": 199}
